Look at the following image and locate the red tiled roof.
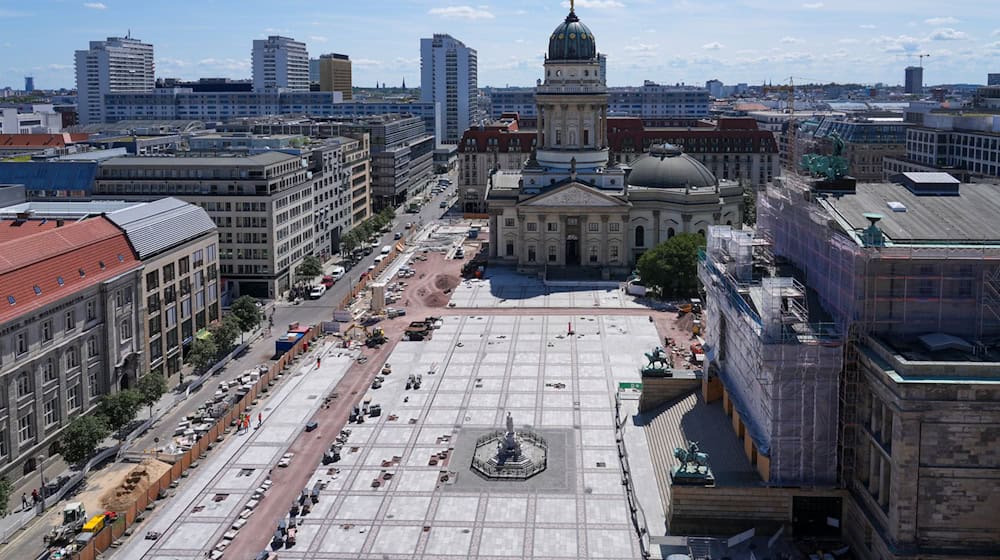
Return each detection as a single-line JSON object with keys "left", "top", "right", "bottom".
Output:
{"left": 0, "top": 219, "right": 65, "bottom": 243}
{"left": 0, "top": 218, "right": 140, "bottom": 324}
{"left": 0, "top": 133, "right": 81, "bottom": 148}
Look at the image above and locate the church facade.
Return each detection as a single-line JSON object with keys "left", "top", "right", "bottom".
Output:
{"left": 485, "top": 5, "right": 744, "bottom": 271}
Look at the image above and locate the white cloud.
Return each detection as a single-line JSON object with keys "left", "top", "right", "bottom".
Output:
{"left": 859, "top": 24, "right": 877, "bottom": 29}
{"left": 702, "top": 42, "right": 723, "bottom": 50}
{"left": 927, "top": 28, "right": 967, "bottom": 41}
{"left": 428, "top": 6, "right": 495, "bottom": 20}
{"left": 986, "top": 41, "right": 1000, "bottom": 50}
{"left": 801, "top": 2, "right": 823, "bottom": 9}
{"left": 46, "top": 63, "right": 72, "bottom": 70}
{"left": 352, "top": 58, "right": 383, "bottom": 68}
{"left": 560, "top": 0, "right": 625, "bottom": 8}
{"left": 83, "top": 2, "right": 107, "bottom": 9}
{"left": 925, "top": 17, "right": 958, "bottom": 25}
{"left": 994, "top": 29, "right": 1000, "bottom": 37}
{"left": 309, "top": 35, "right": 328, "bottom": 43}
{"left": 780, "top": 36, "right": 803, "bottom": 44}
{"left": 870, "top": 34, "right": 921, "bottom": 53}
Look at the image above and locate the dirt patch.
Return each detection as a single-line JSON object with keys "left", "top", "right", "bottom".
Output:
{"left": 423, "top": 293, "right": 450, "bottom": 308}
{"left": 433, "top": 274, "right": 460, "bottom": 292}
{"left": 100, "top": 459, "right": 172, "bottom": 512}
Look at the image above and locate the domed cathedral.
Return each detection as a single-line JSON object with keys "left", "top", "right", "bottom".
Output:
{"left": 485, "top": 2, "right": 744, "bottom": 272}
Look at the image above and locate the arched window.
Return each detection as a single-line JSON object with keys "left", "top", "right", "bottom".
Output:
{"left": 635, "top": 225, "right": 645, "bottom": 247}
{"left": 726, "top": 220, "right": 733, "bottom": 226}
{"left": 667, "top": 228, "right": 675, "bottom": 239}
{"left": 698, "top": 229, "right": 705, "bottom": 237}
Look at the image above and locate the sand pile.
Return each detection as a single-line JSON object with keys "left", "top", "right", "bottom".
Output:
{"left": 100, "top": 459, "right": 172, "bottom": 512}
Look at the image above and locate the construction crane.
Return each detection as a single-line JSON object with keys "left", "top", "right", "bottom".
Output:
{"left": 918, "top": 53, "right": 930, "bottom": 69}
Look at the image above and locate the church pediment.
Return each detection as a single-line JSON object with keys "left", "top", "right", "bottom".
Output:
{"left": 521, "top": 182, "right": 628, "bottom": 208}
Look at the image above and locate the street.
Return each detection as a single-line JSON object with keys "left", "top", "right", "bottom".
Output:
{"left": 0, "top": 171, "right": 459, "bottom": 560}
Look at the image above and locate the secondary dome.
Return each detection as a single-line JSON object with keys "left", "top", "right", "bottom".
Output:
{"left": 627, "top": 144, "right": 718, "bottom": 189}
{"left": 548, "top": 9, "right": 597, "bottom": 61}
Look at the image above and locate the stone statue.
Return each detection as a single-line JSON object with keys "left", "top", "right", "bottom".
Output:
{"left": 497, "top": 412, "right": 522, "bottom": 465}
{"left": 644, "top": 346, "right": 669, "bottom": 368}
{"left": 800, "top": 131, "right": 848, "bottom": 181}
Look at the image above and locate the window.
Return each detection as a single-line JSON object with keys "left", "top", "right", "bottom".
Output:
{"left": 120, "top": 320, "right": 132, "bottom": 342}
{"left": 146, "top": 270, "right": 160, "bottom": 290}
{"left": 88, "top": 372, "right": 99, "bottom": 398}
{"left": 65, "top": 310, "right": 76, "bottom": 331}
{"left": 610, "top": 245, "right": 620, "bottom": 262}
{"left": 590, "top": 246, "right": 599, "bottom": 263}
{"left": 166, "top": 306, "right": 177, "bottom": 328}
{"left": 149, "top": 316, "right": 161, "bottom": 338}
{"left": 547, "top": 222, "right": 558, "bottom": 232}
{"left": 504, "top": 218, "right": 515, "bottom": 227}
{"left": 43, "top": 359, "right": 55, "bottom": 382}
{"left": 67, "top": 347, "right": 80, "bottom": 369}
{"left": 116, "top": 290, "right": 124, "bottom": 308}
{"left": 86, "top": 299, "right": 96, "bottom": 321}
{"left": 548, "top": 246, "right": 557, "bottom": 262}
{"left": 635, "top": 225, "right": 646, "bottom": 247}
{"left": 41, "top": 320, "right": 52, "bottom": 342}
{"left": 67, "top": 383, "right": 80, "bottom": 411}
{"left": 526, "top": 222, "right": 538, "bottom": 232}
{"left": 44, "top": 396, "right": 59, "bottom": 426}
{"left": 667, "top": 227, "right": 675, "bottom": 238}
{"left": 18, "top": 413, "right": 34, "bottom": 444}
{"left": 163, "top": 263, "right": 175, "bottom": 282}
{"left": 609, "top": 222, "right": 621, "bottom": 233}
{"left": 17, "top": 372, "right": 31, "bottom": 397}
{"left": 528, "top": 246, "right": 537, "bottom": 263}
{"left": 15, "top": 331, "right": 27, "bottom": 356}
{"left": 87, "top": 337, "right": 99, "bottom": 358}
{"left": 506, "top": 241, "right": 514, "bottom": 257}
{"left": 588, "top": 222, "right": 600, "bottom": 233}
{"left": 178, "top": 257, "right": 190, "bottom": 275}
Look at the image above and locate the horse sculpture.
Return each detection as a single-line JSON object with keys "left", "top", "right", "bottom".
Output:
{"left": 673, "top": 440, "right": 710, "bottom": 473}
{"left": 643, "top": 346, "right": 669, "bottom": 369}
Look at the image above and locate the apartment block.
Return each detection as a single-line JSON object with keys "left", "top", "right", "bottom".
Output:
{"left": 421, "top": 34, "right": 478, "bottom": 144}
{"left": 318, "top": 53, "right": 353, "bottom": 100}
{"left": 252, "top": 36, "right": 309, "bottom": 93}
{"left": 75, "top": 36, "right": 155, "bottom": 125}
{"left": 487, "top": 82, "right": 710, "bottom": 120}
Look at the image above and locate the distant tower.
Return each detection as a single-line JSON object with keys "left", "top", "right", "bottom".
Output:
{"left": 904, "top": 66, "right": 923, "bottom": 94}
{"left": 24, "top": 76, "right": 35, "bottom": 93}
{"left": 402, "top": 77, "right": 406, "bottom": 89}
{"left": 252, "top": 35, "right": 309, "bottom": 92}
{"left": 421, "top": 33, "right": 478, "bottom": 144}
{"left": 318, "top": 53, "right": 352, "bottom": 100}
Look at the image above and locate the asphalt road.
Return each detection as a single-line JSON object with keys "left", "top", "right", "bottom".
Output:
{"left": 3, "top": 172, "right": 458, "bottom": 560}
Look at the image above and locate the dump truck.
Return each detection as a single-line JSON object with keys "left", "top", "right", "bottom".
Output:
{"left": 82, "top": 513, "right": 109, "bottom": 534}
{"left": 404, "top": 321, "right": 433, "bottom": 341}
{"left": 44, "top": 502, "right": 87, "bottom": 546}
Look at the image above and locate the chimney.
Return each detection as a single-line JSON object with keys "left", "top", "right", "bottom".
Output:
{"left": 56, "top": 219, "right": 65, "bottom": 227}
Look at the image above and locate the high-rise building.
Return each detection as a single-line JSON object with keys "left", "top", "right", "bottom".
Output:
{"left": 904, "top": 66, "right": 923, "bottom": 94}
{"left": 74, "top": 36, "right": 155, "bottom": 125}
{"left": 989, "top": 73, "right": 1000, "bottom": 86}
{"left": 598, "top": 54, "right": 607, "bottom": 86}
{"left": 24, "top": 76, "right": 34, "bottom": 93}
{"left": 705, "top": 79, "right": 723, "bottom": 98}
{"left": 309, "top": 58, "right": 321, "bottom": 83}
{"left": 252, "top": 36, "right": 309, "bottom": 92}
{"left": 420, "top": 34, "right": 477, "bottom": 145}
{"left": 318, "top": 53, "right": 353, "bottom": 100}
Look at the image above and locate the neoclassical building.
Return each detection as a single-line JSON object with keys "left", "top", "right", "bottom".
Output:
{"left": 486, "top": 5, "right": 743, "bottom": 270}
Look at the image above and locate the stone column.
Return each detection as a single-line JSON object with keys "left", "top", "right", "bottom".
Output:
{"left": 653, "top": 210, "right": 661, "bottom": 246}
{"left": 488, "top": 211, "right": 499, "bottom": 258}
{"left": 537, "top": 106, "right": 545, "bottom": 148}
{"left": 577, "top": 105, "right": 584, "bottom": 149}
{"left": 559, "top": 215, "right": 567, "bottom": 265}
{"left": 713, "top": 212, "right": 722, "bottom": 226}
{"left": 601, "top": 215, "right": 609, "bottom": 265}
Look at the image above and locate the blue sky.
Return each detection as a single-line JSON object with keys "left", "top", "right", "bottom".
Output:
{"left": 2, "top": 0, "right": 998, "bottom": 91}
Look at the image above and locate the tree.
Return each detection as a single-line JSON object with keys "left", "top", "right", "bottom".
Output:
{"left": 136, "top": 373, "right": 168, "bottom": 418}
{"left": 60, "top": 415, "right": 110, "bottom": 465}
{"left": 187, "top": 337, "right": 218, "bottom": 373}
{"left": 0, "top": 476, "right": 11, "bottom": 516}
{"left": 636, "top": 233, "right": 706, "bottom": 299}
{"left": 210, "top": 315, "right": 241, "bottom": 353}
{"left": 295, "top": 255, "right": 323, "bottom": 280}
{"left": 97, "top": 390, "right": 142, "bottom": 437}
{"left": 230, "top": 296, "right": 263, "bottom": 333}
{"left": 742, "top": 181, "right": 757, "bottom": 226}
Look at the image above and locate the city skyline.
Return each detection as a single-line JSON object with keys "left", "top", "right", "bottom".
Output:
{"left": 1, "top": 0, "right": 998, "bottom": 91}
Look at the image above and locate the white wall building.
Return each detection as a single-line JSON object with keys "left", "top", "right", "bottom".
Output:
{"left": 74, "top": 36, "right": 155, "bottom": 126}
{"left": 252, "top": 36, "right": 310, "bottom": 93}
{"left": 420, "top": 34, "right": 477, "bottom": 145}
{"left": 0, "top": 105, "right": 63, "bottom": 134}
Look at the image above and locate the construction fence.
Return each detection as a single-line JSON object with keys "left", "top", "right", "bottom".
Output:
{"left": 66, "top": 325, "right": 319, "bottom": 560}
{"left": 338, "top": 242, "right": 405, "bottom": 311}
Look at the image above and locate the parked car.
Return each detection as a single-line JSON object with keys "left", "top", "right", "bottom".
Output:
{"left": 309, "top": 285, "right": 326, "bottom": 299}
{"left": 394, "top": 232, "right": 402, "bottom": 240}
{"left": 305, "top": 421, "right": 318, "bottom": 432}
{"left": 440, "top": 201, "right": 448, "bottom": 208}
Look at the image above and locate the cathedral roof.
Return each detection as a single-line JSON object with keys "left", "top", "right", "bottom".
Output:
{"left": 547, "top": 8, "right": 597, "bottom": 61}
{"left": 627, "top": 144, "right": 719, "bottom": 190}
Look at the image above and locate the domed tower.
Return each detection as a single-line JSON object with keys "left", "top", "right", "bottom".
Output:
{"left": 535, "top": 2, "right": 609, "bottom": 174}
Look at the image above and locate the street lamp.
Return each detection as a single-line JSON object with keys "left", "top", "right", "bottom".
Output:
{"left": 36, "top": 454, "right": 45, "bottom": 513}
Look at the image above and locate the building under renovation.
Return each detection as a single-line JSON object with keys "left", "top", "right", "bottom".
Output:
{"left": 698, "top": 171, "right": 1000, "bottom": 558}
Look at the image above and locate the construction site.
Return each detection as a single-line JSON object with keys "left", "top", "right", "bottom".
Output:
{"left": 690, "top": 171, "right": 1000, "bottom": 558}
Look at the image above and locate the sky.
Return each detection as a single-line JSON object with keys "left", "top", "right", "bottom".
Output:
{"left": 2, "top": 0, "right": 999, "bottom": 91}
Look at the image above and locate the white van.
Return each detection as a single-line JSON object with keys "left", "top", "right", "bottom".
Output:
{"left": 329, "top": 266, "right": 345, "bottom": 280}
{"left": 380, "top": 245, "right": 392, "bottom": 255}
{"left": 373, "top": 254, "right": 385, "bottom": 264}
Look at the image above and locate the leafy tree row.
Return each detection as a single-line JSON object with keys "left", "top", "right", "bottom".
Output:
{"left": 340, "top": 207, "right": 396, "bottom": 253}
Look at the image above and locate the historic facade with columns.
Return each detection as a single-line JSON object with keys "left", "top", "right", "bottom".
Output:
{"left": 485, "top": 4, "right": 744, "bottom": 271}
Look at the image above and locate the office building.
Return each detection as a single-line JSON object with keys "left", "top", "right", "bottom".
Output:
{"left": 0, "top": 216, "right": 143, "bottom": 483}
{"left": 804, "top": 116, "right": 911, "bottom": 181}
{"left": 24, "top": 77, "right": 34, "bottom": 93}
{"left": 155, "top": 77, "right": 252, "bottom": 92}
{"left": 0, "top": 198, "right": 221, "bottom": 385}
{"left": 904, "top": 66, "right": 923, "bottom": 94}
{"left": 252, "top": 36, "right": 309, "bottom": 93}
{"left": 421, "top": 34, "right": 478, "bottom": 144}
{"left": 318, "top": 53, "right": 352, "bottom": 100}
{"left": 989, "top": 73, "right": 1000, "bottom": 86}
{"left": 1, "top": 106, "right": 65, "bottom": 134}
{"left": 75, "top": 36, "right": 155, "bottom": 125}
{"left": 705, "top": 79, "right": 723, "bottom": 98}
{"left": 93, "top": 152, "right": 315, "bottom": 299}
{"left": 103, "top": 89, "right": 342, "bottom": 123}
{"left": 309, "top": 59, "right": 320, "bottom": 84}
{"left": 697, "top": 171, "right": 1000, "bottom": 558}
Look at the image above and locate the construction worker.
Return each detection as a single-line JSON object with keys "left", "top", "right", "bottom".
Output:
{"left": 258, "top": 412, "right": 263, "bottom": 427}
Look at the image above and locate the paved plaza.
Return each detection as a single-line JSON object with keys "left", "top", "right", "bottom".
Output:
{"left": 449, "top": 268, "right": 643, "bottom": 309}
{"left": 273, "top": 313, "right": 663, "bottom": 559}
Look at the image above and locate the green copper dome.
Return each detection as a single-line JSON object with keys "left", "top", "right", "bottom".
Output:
{"left": 548, "top": 9, "right": 597, "bottom": 61}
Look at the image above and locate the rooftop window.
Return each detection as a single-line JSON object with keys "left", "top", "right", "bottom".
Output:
{"left": 118, "top": 254, "right": 125, "bottom": 262}
{"left": 33, "top": 285, "right": 41, "bottom": 295}
{"left": 79, "top": 268, "right": 85, "bottom": 277}
{"left": 57, "top": 276, "right": 64, "bottom": 286}
{"left": 7, "top": 295, "right": 14, "bottom": 305}
{"left": 99, "top": 261, "right": 106, "bottom": 270}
